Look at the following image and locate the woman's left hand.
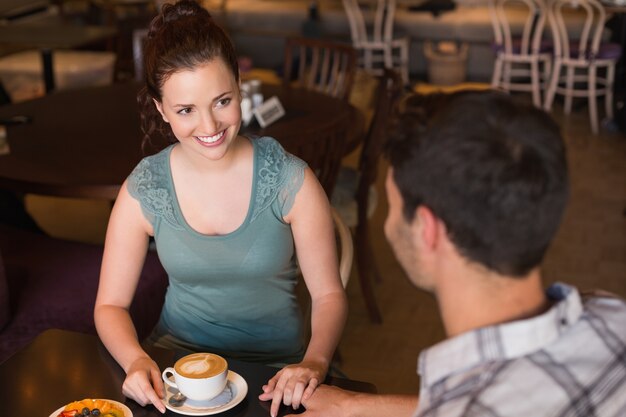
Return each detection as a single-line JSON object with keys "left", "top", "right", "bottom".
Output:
{"left": 258, "top": 360, "right": 328, "bottom": 417}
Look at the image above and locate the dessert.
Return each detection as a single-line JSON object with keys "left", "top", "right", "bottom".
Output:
{"left": 57, "top": 399, "right": 124, "bottom": 417}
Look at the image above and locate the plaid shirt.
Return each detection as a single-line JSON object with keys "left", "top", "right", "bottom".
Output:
{"left": 414, "top": 283, "right": 626, "bottom": 417}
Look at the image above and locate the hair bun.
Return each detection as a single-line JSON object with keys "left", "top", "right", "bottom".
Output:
{"left": 162, "top": 0, "right": 211, "bottom": 23}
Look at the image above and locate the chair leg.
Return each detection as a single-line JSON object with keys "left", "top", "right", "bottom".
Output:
{"left": 531, "top": 60, "right": 541, "bottom": 108}
{"left": 606, "top": 64, "right": 615, "bottom": 120}
{"left": 400, "top": 43, "right": 409, "bottom": 85}
{"left": 588, "top": 64, "right": 598, "bottom": 134}
{"left": 364, "top": 49, "right": 373, "bottom": 72}
{"left": 492, "top": 57, "right": 503, "bottom": 89}
{"left": 543, "top": 57, "right": 552, "bottom": 90}
{"left": 503, "top": 61, "right": 512, "bottom": 88}
{"left": 384, "top": 45, "right": 393, "bottom": 72}
{"left": 544, "top": 59, "right": 560, "bottom": 111}
{"left": 355, "top": 221, "right": 382, "bottom": 323}
{"left": 564, "top": 66, "right": 575, "bottom": 114}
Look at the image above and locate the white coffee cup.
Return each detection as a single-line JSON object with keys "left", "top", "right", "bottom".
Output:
{"left": 162, "top": 352, "right": 228, "bottom": 401}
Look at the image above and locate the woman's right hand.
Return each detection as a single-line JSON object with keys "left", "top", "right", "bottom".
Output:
{"left": 122, "top": 356, "right": 167, "bottom": 413}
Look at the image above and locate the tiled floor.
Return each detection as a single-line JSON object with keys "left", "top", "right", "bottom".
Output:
{"left": 24, "top": 92, "right": 626, "bottom": 397}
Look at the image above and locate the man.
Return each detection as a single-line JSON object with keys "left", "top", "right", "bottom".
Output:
{"left": 287, "top": 91, "right": 626, "bottom": 416}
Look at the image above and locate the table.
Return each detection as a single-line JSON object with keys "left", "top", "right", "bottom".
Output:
{"left": 0, "top": 81, "right": 364, "bottom": 199}
{"left": 0, "top": 22, "right": 118, "bottom": 92}
{"left": 0, "top": 329, "right": 376, "bottom": 417}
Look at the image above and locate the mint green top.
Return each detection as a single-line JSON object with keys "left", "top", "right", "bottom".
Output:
{"left": 127, "top": 137, "right": 307, "bottom": 364}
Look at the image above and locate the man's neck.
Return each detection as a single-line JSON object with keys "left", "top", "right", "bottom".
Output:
{"left": 435, "top": 262, "right": 549, "bottom": 338}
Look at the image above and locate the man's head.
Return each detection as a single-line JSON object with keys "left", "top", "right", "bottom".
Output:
{"left": 385, "top": 91, "right": 569, "bottom": 284}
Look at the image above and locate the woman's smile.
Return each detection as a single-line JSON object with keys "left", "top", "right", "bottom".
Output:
{"left": 195, "top": 130, "right": 226, "bottom": 146}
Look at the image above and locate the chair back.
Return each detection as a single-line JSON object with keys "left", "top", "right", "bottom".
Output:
{"left": 489, "top": 0, "right": 548, "bottom": 57}
{"left": 356, "top": 68, "right": 403, "bottom": 202}
{"left": 132, "top": 28, "right": 149, "bottom": 81}
{"left": 548, "top": 0, "right": 606, "bottom": 62}
{"left": 283, "top": 36, "right": 358, "bottom": 101}
{"left": 342, "top": 0, "right": 398, "bottom": 45}
{"left": 331, "top": 206, "right": 353, "bottom": 289}
{"left": 280, "top": 113, "right": 350, "bottom": 197}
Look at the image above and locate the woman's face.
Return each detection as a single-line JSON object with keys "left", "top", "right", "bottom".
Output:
{"left": 154, "top": 58, "right": 242, "bottom": 162}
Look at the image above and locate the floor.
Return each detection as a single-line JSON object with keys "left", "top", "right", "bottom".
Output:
{"left": 24, "top": 90, "right": 626, "bottom": 397}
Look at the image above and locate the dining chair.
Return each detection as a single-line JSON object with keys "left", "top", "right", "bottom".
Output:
{"left": 331, "top": 68, "right": 404, "bottom": 323}
{"left": 132, "top": 28, "right": 149, "bottom": 81}
{"left": 280, "top": 111, "right": 351, "bottom": 332}
{"left": 332, "top": 206, "right": 354, "bottom": 290}
{"left": 488, "top": 0, "right": 552, "bottom": 108}
{"left": 543, "top": 0, "right": 621, "bottom": 134}
{"left": 281, "top": 111, "right": 351, "bottom": 197}
{"left": 342, "top": 0, "right": 410, "bottom": 85}
{"left": 283, "top": 36, "right": 358, "bottom": 102}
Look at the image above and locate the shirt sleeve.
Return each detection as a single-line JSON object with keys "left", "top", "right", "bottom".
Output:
{"left": 279, "top": 153, "right": 307, "bottom": 217}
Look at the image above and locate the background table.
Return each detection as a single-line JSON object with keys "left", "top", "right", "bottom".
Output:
{"left": 0, "top": 81, "right": 363, "bottom": 199}
{"left": 0, "top": 23, "right": 118, "bottom": 93}
{"left": 0, "top": 329, "right": 376, "bottom": 417}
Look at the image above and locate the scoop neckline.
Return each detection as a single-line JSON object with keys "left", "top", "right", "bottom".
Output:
{"left": 165, "top": 138, "right": 258, "bottom": 239}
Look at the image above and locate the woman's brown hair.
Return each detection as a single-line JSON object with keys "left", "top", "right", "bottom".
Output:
{"left": 137, "top": 0, "right": 239, "bottom": 151}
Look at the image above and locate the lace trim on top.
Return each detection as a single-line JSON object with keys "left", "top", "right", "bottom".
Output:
{"left": 251, "top": 137, "right": 306, "bottom": 222}
{"left": 127, "top": 147, "right": 183, "bottom": 230}
{"left": 127, "top": 138, "right": 305, "bottom": 230}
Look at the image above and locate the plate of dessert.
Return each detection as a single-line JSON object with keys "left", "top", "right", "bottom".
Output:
{"left": 49, "top": 398, "right": 132, "bottom": 417}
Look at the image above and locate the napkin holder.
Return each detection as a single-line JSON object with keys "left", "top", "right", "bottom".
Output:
{"left": 253, "top": 96, "right": 285, "bottom": 128}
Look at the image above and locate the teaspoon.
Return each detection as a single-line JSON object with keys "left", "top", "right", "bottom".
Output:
{"left": 169, "top": 391, "right": 187, "bottom": 407}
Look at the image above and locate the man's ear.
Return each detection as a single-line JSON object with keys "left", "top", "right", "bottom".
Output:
{"left": 412, "top": 205, "right": 439, "bottom": 251}
{"left": 153, "top": 99, "right": 169, "bottom": 123}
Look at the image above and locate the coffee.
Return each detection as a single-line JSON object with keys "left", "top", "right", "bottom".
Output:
{"left": 174, "top": 353, "right": 227, "bottom": 379}
{"left": 163, "top": 352, "right": 229, "bottom": 401}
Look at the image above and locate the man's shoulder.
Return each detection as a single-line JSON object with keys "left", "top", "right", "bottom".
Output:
{"left": 417, "top": 351, "right": 626, "bottom": 416}
{"left": 416, "top": 286, "right": 626, "bottom": 417}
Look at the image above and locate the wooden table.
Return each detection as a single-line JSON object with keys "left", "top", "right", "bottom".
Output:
{"left": 0, "top": 22, "right": 118, "bottom": 92}
{"left": 0, "top": 329, "right": 376, "bottom": 417}
{"left": 0, "top": 81, "right": 364, "bottom": 199}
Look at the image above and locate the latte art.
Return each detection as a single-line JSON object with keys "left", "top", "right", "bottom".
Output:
{"left": 174, "top": 353, "right": 227, "bottom": 379}
{"left": 180, "top": 357, "right": 219, "bottom": 375}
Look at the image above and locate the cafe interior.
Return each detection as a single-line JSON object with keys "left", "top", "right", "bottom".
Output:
{"left": 0, "top": 0, "right": 624, "bottom": 415}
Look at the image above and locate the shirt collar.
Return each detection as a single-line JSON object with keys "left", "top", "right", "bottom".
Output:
{"left": 417, "top": 282, "right": 583, "bottom": 388}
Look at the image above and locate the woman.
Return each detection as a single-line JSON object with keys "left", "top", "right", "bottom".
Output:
{"left": 94, "top": 1, "right": 347, "bottom": 415}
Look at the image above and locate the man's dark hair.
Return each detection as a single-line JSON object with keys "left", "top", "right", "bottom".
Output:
{"left": 387, "top": 91, "right": 569, "bottom": 277}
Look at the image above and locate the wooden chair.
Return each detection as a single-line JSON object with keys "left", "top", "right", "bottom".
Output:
{"left": 543, "top": 0, "right": 621, "bottom": 134}
{"left": 332, "top": 68, "right": 404, "bottom": 323}
{"left": 283, "top": 36, "right": 358, "bottom": 102}
{"left": 132, "top": 28, "right": 149, "bottom": 81}
{"left": 280, "top": 112, "right": 351, "bottom": 197}
{"left": 488, "top": 0, "right": 552, "bottom": 108}
{"left": 332, "top": 206, "right": 354, "bottom": 290}
{"left": 342, "top": 0, "right": 410, "bottom": 85}
{"left": 286, "top": 115, "right": 353, "bottom": 350}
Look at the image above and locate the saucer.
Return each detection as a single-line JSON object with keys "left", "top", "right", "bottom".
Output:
{"left": 164, "top": 370, "right": 248, "bottom": 416}
{"left": 49, "top": 399, "right": 132, "bottom": 417}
